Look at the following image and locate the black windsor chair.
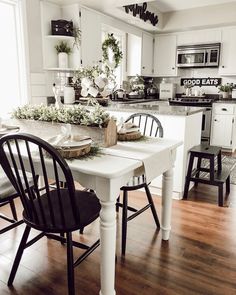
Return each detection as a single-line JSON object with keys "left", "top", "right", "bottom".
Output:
{"left": 0, "top": 168, "right": 24, "bottom": 234}
{"left": 116, "top": 113, "right": 163, "bottom": 255}
{"left": 0, "top": 133, "right": 101, "bottom": 295}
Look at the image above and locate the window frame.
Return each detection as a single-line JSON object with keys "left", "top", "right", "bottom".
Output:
{"left": 0, "top": 0, "right": 30, "bottom": 107}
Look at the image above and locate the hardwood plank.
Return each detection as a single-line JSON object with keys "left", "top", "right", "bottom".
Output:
{"left": 0, "top": 186, "right": 235, "bottom": 295}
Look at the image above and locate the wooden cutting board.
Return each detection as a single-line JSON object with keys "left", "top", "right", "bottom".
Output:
{"left": 118, "top": 131, "right": 142, "bottom": 141}
{"left": 56, "top": 144, "right": 91, "bottom": 158}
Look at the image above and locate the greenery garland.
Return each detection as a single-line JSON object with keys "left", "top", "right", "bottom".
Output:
{"left": 102, "top": 33, "right": 123, "bottom": 69}
{"left": 12, "top": 104, "right": 111, "bottom": 128}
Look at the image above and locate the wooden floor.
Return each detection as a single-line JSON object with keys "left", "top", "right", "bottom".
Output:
{"left": 0, "top": 184, "right": 236, "bottom": 295}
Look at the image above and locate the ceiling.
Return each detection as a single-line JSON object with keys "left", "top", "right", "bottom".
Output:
{"left": 52, "top": 0, "right": 236, "bottom": 12}
{"left": 151, "top": 0, "right": 236, "bottom": 12}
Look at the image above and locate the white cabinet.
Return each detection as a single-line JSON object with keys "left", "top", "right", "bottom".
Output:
{"left": 127, "top": 32, "right": 154, "bottom": 77}
{"left": 127, "top": 33, "right": 142, "bottom": 76}
{"left": 219, "top": 27, "right": 236, "bottom": 76}
{"left": 80, "top": 7, "right": 102, "bottom": 67}
{"left": 211, "top": 103, "right": 236, "bottom": 151}
{"left": 141, "top": 33, "right": 154, "bottom": 76}
{"left": 177, "top": 29, "right": 221, "bottom": 46}
{"left": 154, "top": 34, "right": 177, "bottom": 77}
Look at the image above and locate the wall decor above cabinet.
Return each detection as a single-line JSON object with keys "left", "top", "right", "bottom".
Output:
{"left": 123, "top": 2, "right": 158, "bottom": 27}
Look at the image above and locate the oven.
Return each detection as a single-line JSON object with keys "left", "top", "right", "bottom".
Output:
{"left": 169, "top": 98, "right": 213, "bottom": 143}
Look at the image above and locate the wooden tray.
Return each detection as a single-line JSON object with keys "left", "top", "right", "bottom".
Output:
{"left": 56, "top": 144, "right": 91, "bottom": 158}
{"left": 118, "top": 131, "right": 141, "bottom": 141}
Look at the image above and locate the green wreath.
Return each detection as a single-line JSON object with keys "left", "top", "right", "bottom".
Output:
{"left": 102, "top": 33, "right": 123, "bottom": 69}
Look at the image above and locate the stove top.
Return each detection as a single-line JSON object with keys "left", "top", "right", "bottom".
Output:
{"left": 169, "top": 96, "right": 216, "bottom": 107}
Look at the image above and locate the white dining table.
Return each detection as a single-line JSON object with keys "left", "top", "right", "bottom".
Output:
{"left": 7, "top": 135, "right": 181, "bottom": 295}
{"left": 66, "top": 137, "right": 182, "bottom": 295}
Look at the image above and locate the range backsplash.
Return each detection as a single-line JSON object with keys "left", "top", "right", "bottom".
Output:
{"left": 153, "top": 67, "right": 236, "bottom": 95}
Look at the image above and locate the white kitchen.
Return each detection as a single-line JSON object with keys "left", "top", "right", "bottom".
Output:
{"left": 0, "top": 1, "right": 236, "bottom": 295}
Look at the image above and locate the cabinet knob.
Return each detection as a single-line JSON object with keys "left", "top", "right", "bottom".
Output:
{"left": 142, "top": 66, "right": 145, "bottom": 69}
{"left": 221, "top": 108, "right": 227, "bottom": 111}
{"left": 172, "top": 67, "right": 175, "bottom": 70}
{"left": 222, "top": 65, "right": 225, "bottom": 68}
{"left": 214, "top": 119, "right": 218, "bottom": 122}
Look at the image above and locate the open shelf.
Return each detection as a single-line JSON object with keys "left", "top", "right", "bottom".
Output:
{"left": 45, "top": 35, "right": 74, "bottom": 40}
{"left": 44, "top": 67, "right": 76, "bottom": 72}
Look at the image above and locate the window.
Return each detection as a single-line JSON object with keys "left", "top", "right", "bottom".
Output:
{"left": 0, "top": 0, "right": 28, "bottom": 118}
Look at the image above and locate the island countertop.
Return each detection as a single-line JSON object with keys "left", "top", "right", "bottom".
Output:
{"left": 103, "top": 100, "right": 205, "bottom": 116}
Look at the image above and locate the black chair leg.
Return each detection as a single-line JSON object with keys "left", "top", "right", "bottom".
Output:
{"left": 60, "top": 232, "right": 65, "bottom": 244}
{"left": 144, "top": 184, "right": 160, "bottom": 228}
{"left": 121, "top": 190, "right": 128, "bottom": 256}
{"left": 218, "top": 184, "right": 224, "bottom": 207}
{"left": 195, "top": 157, "right": 202, "bottom": 187}
{"left": 226, "top": 176, "right": 230, "bottom": 194}
{"left": 66, "top": 232, "right": 75, "bottom": 295}
{"left": 116, "top": 195, "right": 120, "bottom": 213}
{"left": 9, "top": 199, "right": 18, "bottom": 221}
{"left": 183, "top": 154, "right": 195, "bottom": 199}
{"left": 8, "top": 225, "right": 31, "bottom": 286}
{"left": 79, "top": 228, "right": 84, "bottom": 234}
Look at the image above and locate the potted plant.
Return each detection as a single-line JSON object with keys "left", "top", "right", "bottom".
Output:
{"left": 73, "top": 62, "right": 116, "bottom": 100}
{"left": 55, "top": 41, "right": 72, "bottom": 69}
{"left": 218, "top": 83, "right": 233, "bottom": 99}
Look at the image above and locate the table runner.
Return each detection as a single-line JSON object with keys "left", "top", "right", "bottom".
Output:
{"left": 102, "top": 138, "right": 177, "bottom": 183}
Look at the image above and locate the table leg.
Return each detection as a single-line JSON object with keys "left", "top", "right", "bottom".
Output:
{"left": 161, "top": 168, "right": 174, "bottom": 241}
{"left": 99, "top": 200, "right": 116, "bottom": 295}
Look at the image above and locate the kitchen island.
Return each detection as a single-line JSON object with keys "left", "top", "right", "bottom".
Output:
{"left": 105, "top": 100, "right": 204, "bottom": 199}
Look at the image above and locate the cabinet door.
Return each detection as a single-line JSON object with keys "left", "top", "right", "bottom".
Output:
{"left": 219, "top": 27, "right": 236, "bottom": 75}
{"left": 127, "top": 33, "right": 142, "bottom": 76}
{"left": 141, "top": 33, "right": 153, "bottom": 76}
{"left": 211, "top": 114, "right": 234, "bottom": 147}
{"left": 80, "top": 8, "right": 102, "bottom": 67}
{"left": 177, "top": 29, "right": 221, "bottom": 46}
{"left": 154, "top": 35, "right": 177, "bottom": 77}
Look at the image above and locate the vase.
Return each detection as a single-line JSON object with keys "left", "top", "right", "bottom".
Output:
{"left": 222, "top": 91, "right": 229, "bottom": 99}
{"left": 58, "top": 52, "right": 68, "bottom": 68}
{"left": 64, "top": 86, "right": 75, "bottom": 104}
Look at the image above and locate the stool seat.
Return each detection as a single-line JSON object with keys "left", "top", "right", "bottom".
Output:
{"left": 190, "top": 144, "right": 221, "bottom": 157}
{"left": 183, "top": 144, "right": 230, "bottom": 206}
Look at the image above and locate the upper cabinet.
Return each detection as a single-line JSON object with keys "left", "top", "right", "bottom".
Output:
{"left": 80, "top": 8, "right": 102, "bottom": 67}
{"left": 154, "top": 34, "right": 177, "bottom": 77}
{"left": 177, "top": 29, "right": 221, "bottom": 46}
{"left": 127, "top": 33, "right": 142, "bottom": 76}
{"left": 127, "top": 32, "right": 154, "bottom": 77}
{"left": 219, "top": 27, "right": 236, "bottom": 76}
{"left": 141, "top": 33, "right": 154, "bottom": 76}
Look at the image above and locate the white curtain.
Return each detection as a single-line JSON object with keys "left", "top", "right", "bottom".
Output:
{"left": 0, "top": 0, "right": 28, "bottom": 118}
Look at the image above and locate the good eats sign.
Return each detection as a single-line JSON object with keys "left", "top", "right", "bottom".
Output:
{"left": 180, "top": 78, "right": 222, "bottom": 87}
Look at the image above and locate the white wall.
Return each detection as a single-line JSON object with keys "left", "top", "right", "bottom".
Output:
{"left": 163, "top": 2, "right": 236, "bottom": 32}
{"left": 25, "top": 0, "right": 43, "bottom": 72}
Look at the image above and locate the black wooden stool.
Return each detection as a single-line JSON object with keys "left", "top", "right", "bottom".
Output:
{"left": 183, "top": 144, "right": 230, "bottom": 206}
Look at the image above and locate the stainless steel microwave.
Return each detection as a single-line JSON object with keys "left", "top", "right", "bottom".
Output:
{"left": 176, "top": 43, "right": 221, "bottom": 68}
